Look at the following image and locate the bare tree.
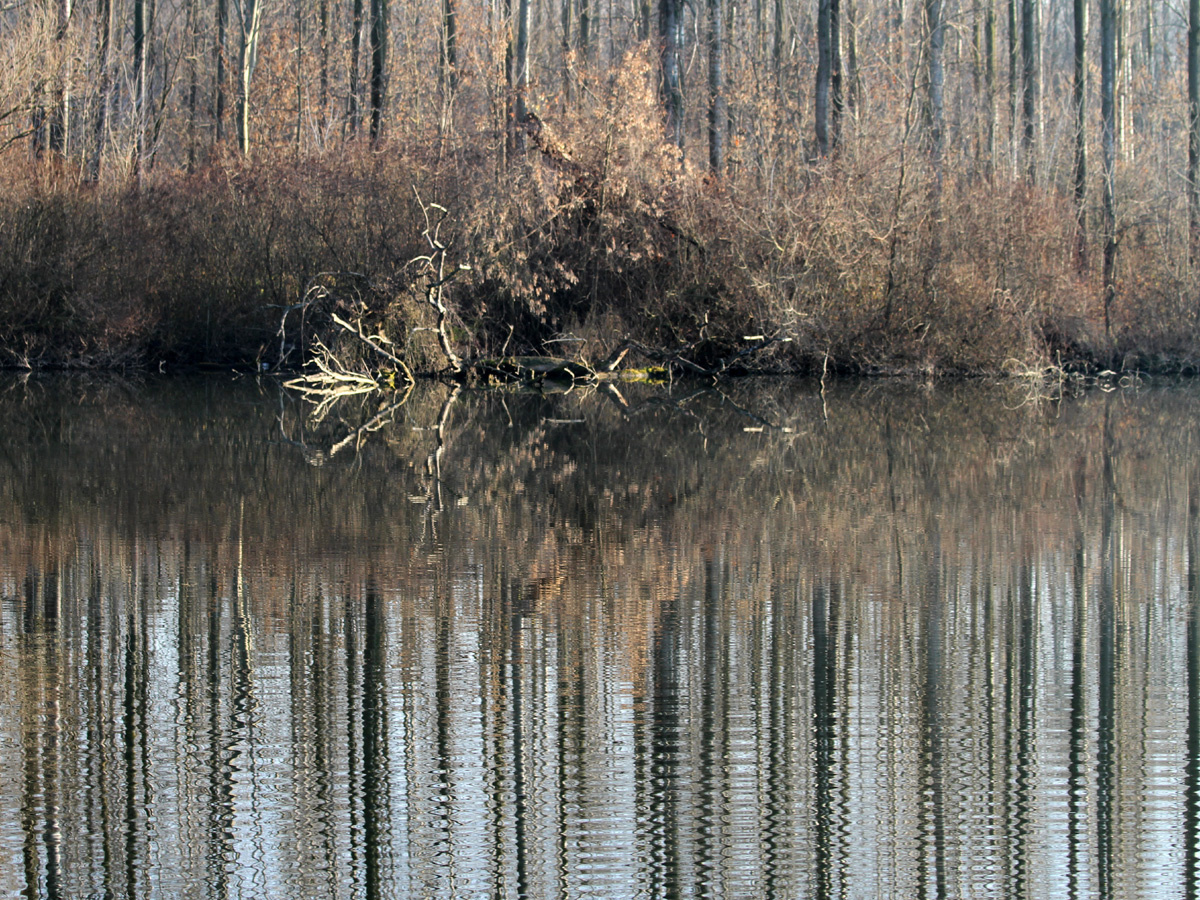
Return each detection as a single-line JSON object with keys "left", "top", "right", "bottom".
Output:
{"left": 773, "top": 0, "right": 784, "bottom": 81}
{"left": 440, "top": 0, "right": 458, "bottom": 128}
{"left": 90, "top": 0, "right": 114, "bottom": 179}
{"left": 925, "top": 0, "right": 944, "bottom": 169}
{"left": 561, "top": 0, "right": 573, "bottom": 101}
{"left": 348, "top": 0, "right": 364, "bottom": 135}
{"left": 132, "top": 0, "right": 152, "bottom": 178}
{"left": 236, "top": 0, "right": 264, "bottom": 156}
{"left": 1008, "top": 0, "right": 1018, "bottom": 173}
{"left": 709, "top": 0, "right": 725, "bottom": 171}
{"left": 319, "top": 0, "right": 330, "bottom": 125}
{"left": 369, "top": 0, "right": 387, "bottom": 143}
{"left": 983, "top": 0, "right": 995, "bottom": 174}
{"left": 831, "top": 0, "right": 843, "bottom": 146}
{"left": 1101, "top": 0, "right": 1117, "bottom": 334}
{"left": 47, "top": 0, "right": 72, "bottom": 157}
{"left": 1190, "top": 0, "right": 1200, "bottom": 250}
{"left": 215, "top": 0, "right": 228, "bottom": 143}
{"left": 846, "top": 0, "right": 860, "bottom": 116}
{"left": 660, "top": 0, "right": 684, "bottom": 149}
{"left": 1021, "top": 0, "right": 1039, "bottom": 181}
{"left": 513, "top": 0, "right": 530, "bottom": 150}
{"left": 816, "top": 0, "right": 833, "bottom": 156}
{"left": 581, "top": 0, "right": 591, "bottom": 59}
{"left": 294, "top": 0, "right": 303, "bottom": 153}
{"left": 186, "top": 0, "right": 199, "bottom": 169}
{"left": 1074, "top": 0, "right": 1088, "bottom": 266}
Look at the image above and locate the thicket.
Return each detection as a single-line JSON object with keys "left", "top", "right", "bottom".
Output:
{"left": 2, "top": 0, "right": 1199, "bottom": 376}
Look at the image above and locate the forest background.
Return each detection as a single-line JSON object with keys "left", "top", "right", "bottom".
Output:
{"left": 1, "top": 0, "right": 1199, "bottom": 375}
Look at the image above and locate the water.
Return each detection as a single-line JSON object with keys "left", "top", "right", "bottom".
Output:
{"left": 0, "top": 374, "right": 1198, "bottom": 899}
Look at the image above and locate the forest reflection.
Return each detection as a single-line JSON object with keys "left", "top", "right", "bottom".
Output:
{"left": 1, "top": 375, "right": 1198, "bottom": 900}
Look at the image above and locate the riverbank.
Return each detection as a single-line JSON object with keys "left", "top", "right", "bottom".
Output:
{"left": 3, "top": 129, "right": 1197, "bottom": 378}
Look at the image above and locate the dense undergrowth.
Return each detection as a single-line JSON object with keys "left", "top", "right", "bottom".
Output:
{"left": 2, "top": 55, "right": 1199, "bottom": 377}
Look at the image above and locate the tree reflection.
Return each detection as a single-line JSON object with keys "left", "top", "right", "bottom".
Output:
{"left": 0, "top": 377, "right": 1198, "bottom": 898}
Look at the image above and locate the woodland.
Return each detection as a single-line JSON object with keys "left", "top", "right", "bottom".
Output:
{"left": 1, "top": 0, "right": 1199, "bottom": 376}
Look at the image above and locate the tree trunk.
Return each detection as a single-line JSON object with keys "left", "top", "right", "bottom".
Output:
{"left": 214, "top": 0, "right": 228, "bottom": 142}
{"left": 1145, "top": 0, "right": 1157, "bottom": 81}
{"left": 186, "top": 0, "right": 198, "bottom": 170}
{"left": 216, "top": 0, "right": 228, "bottom": 143}
{"left": 294, "top": 0, "right": 303, "bottom": 154}
{"left": 754, "top": 0, "right": 764, "bottom": 61}
{"left": 984, "top": 0, "right": 995, "bottom": 175}
{"left": 1074, "top": 0, "right": 1088, "bottom": 267}
{"left": 708, "top": 0, "right": 725, "bottom": 172}
{"left": 831, "top": 0, "right": 842, "bottom": 148}
{"left": 1101, "top": 0, "right": 1117, "bottom": 335}
{"left": 90, "top": 0, "right": 114, "bottom": 180}
{"left": 1021, "top": 0, "right": 1039, "bottom": 182}
{"left": 773, "top": 0, "right": 784, "bottom": 82}
{"left": 442, "top": 0, "right": 459, "bottom": 101}
{"left": 369, "top": 0, "right": 387, "bottom": 143}
{"left": 348, "top": 0, "right": 364, "bottom": 135}
{"left": 925, "top": 0, "right": 944, "bottom": 169}
{"left": 1117, "top": 0, "right": 1128, "bottom": 157}
{"left": 660, "top": 0, "right": 685, "bottom": 149}
{"left": 581, "top": 0, "right": 591, "bottom": 59}
{"left": 133, "top": 0, "right": 149, "bottom": 178}
{"left": 1190, "top": 0, "right": 1199, "bottom": 252}
{"left": 237, "top": 0, "right": 264, "bottom": 156}
{"left": 1008, "top": 0, "right": 1018, "bottom": 174}
{"left": 816, "top": 0, "right": 831, "bottom": 156}
{"left": 504, "top": 0, "right": 514, "bottom": 160}
{"left": 319, "top": 0, "right": 330, "bottom": 126}
{"left": 48, "top": 0, "right": 73, "bottom": 158}
{"left": 846, "top": 0, "right": 859, "bottom": 116}
{"left": 561, "top": 0, "right": 573, "bottom": 101}
{"left": 513, "top": 0, "right": 530, "bottom": 153}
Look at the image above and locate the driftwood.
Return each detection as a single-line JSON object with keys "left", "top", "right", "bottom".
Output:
{"left": 284, "top": 312, "right": 415, "bottom": 415}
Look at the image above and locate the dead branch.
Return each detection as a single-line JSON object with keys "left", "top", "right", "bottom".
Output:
{"left": 283, "top": 337, "right": 382, "bottom": 422}
{"left": 330, "top": 312, "right": 415, "bottom": 385}
{"left": 413, "top": 187, "right": 470, "bottom": 374}
{"left": 274, "top": 271, "right": 368, "bottom": 368}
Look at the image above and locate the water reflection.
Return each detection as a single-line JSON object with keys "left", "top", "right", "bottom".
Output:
{"left": 0, "top": 375, "right": 1199, "bottom": 898}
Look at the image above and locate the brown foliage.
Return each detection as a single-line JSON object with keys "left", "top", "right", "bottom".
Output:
{"left": 1, "top": 34, "right": 1199, "bottom": 374}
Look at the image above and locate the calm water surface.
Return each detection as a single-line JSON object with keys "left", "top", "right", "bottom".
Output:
{"left": 1, "top": 375, "right": 1198, "bottom": 899}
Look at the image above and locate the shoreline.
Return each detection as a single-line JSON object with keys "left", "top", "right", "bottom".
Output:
{"left": 3, "top": 147, "right": 1198, "bottom": 380}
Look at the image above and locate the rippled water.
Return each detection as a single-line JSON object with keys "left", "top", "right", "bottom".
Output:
{"left": 1, "top": 375, "right": 1198, "bottom": 898}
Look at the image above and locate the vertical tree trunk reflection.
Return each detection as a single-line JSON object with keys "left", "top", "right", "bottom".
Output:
{"left": 812, "top": 580, "right": 836, "bottom": 898}
{"left": 1186, "top": 476, "right": 1200, "bottom": 899}
{"left": 362, "top": 581, "right": 390, "bottom": 899}
{"left": 918, "top": 539, "right": 946, "bottom": 900}
{"left": 509, "top": 579, "right": 530, "bottom": 899}
{"left": 650, "top": 588, "right": 682, "bottom": 899}
{"left": 1097, "top": 404, "right": 1117, "bottom": 897}
{"left": 1067, "top": 513, "right": 1089, "bottom": 898}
